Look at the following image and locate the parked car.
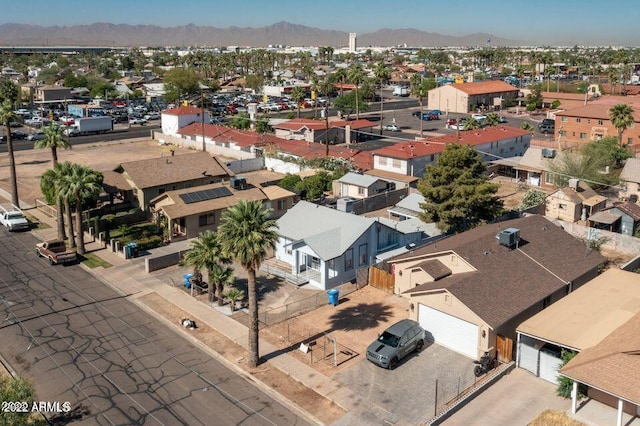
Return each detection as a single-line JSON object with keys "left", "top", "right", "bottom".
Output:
{"left": 27, "top": 132, "right": 46, "bottom": 141}
{"left": 366, "top": 319, "right": 426, "bottom": 369}
{"left": 129, "top": 117, "right": 147, "bottom": 125}
{"left": 144, "top": 112, "right": 160, "bottom": 120}
{"left": 472, "top": 114, "right": 487, "bottom": 122}
{"left": 0, "top": 131, "right": 28, "bottom": 142}
{"left": 539, "top": 122, "right": 555, "bottom": 133}
{"left": 382, "top": 124, "right": 401, "bottom": 132}
{"left": 498, "top": 116, "right": 508, "bottom": 123}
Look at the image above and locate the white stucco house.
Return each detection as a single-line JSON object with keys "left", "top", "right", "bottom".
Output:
{"left": 273, "top": 201, "right": 403, "bottom": 290}
{"left": 161, "top": 106, "right": 210, "bottom": 137}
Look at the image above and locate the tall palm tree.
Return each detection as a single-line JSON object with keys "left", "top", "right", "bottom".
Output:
{"left": 59, "top": 164, "right": 102, "bottom": 255}
{"left": 0, "top": 100, "right": 19, "bottom": 207}
{"left": 410, "top": 74, "right": 429, "bottom": 138}
{"left": 609, "top": 103, "right": 635, "bottom": 146}
{"left": 607, "top": 66, "right": 619, "bottom": 95}
{"left": 334, "top": 67, "right": 347, "bottom": 97}
{"left": 181, "top": 230, "right": 231, "bottom": 304}
{"left": 347, "top": 64, "right": 365, "bottom": 120}
{"left": 218, "top": 200, "right": 279, "bottom": 368}
{"left": 290, "top": 86, "right": 306, "bottom": 119}
{"left": 36, "top": 123, "right": 71, "bottom": 240}
{"left": 374, "top": 62, "right": 390, "bottom": 135}
{"left": 45, "top": 162, "right": 76, "bottom": 248}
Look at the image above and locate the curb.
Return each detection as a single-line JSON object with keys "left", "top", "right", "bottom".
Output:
{"left": 81, "top": 263, "right": 324, "bottom": 426}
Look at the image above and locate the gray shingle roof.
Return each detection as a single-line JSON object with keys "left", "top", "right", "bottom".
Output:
{"left": 392, "top": 215, "right": 606, "bottom": 328}
{"left": 338, "top": 172, "right": 380, "bottom": 188}
{"left": 395, "top": 193, "right": 425, "bottom": 213}
{"left": 277, "top": 201, "right": 375, "bottom": 260}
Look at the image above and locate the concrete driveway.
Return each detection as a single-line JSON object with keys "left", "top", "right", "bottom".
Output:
{"left": 440, "top": 368, "right": 570, "bottom": 426}
{"left": 334, "top": 342, "right": 477, "bottom": 425}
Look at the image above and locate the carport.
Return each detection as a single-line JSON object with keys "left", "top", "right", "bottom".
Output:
{"left": 516, "top": 269, "right": 640, "bottom": 384}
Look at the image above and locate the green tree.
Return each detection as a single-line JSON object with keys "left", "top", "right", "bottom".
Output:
{"left": 59, "top": 164, "right": 103, "bottom": 255}
{"left": 290, "top": 86, "right": 306, "bottom": 119}
{"left": 209, "top": 263, "right": 235, "bottom": 306}
{"left": 254, "top": 114, "right": 272, "bottom": 134}
{"left": 518, "top": 188, "right": 547, "bottom": 211}
{"left": 0, "top": 81, "right": 20, "bottom": 207}
{"left": 279, "top": 174, "right": 302, "bottom": 192}
{"left": 347, "top": 64, "right": 366, "bottom": 120}
{"left": 228, "top": 112, "right": 251, "bottom": 130}
{"left": 333, "top": 91, "right": 369, "bottom": 120}
{"left": 582, "top": 136, "right": 632, "bottom": 168}
{"left": 609, "top": 103, "right": 635, "bottom": 146}
{"left": 462, "top": 116, "right": 482, "bottom": 130}
{"left": 521, "top": 122, "right": 534, "bottom": 132}
{"left": 218, "top": 200, "right": 279, "bottom": 368}
{"left": 0, "top": 375, "right": 40, "bottom": 426}
{"left": 181, "top": 230, "right": 232, "bottom": 304}
{"left": 548, "top": 149, "right": 615, "bottom": 188}
{"left": 35, "top": 123, "right": 71, "bottom": 240}
{"left": 484, "top": 113, "right": 501, "bottom": 127}
{"left": 418, "top": 144, "right": 503, "bottom": 233}
{"left": 374, "top": 62, "right": 390, "bottom": 135}
{"left": 557, "top": 349, "right": 586, "bottom": 399}
{"left": 164, "top": 68, "right": 200, "bottom": 103}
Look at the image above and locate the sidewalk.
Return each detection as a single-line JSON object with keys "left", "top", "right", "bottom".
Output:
{"left": 18, "top": 198, "right": 374, "bottom": 425}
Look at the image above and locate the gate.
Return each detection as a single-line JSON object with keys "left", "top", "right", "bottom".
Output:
{"left": 496, "top": 334, "right": 513, "bottom": 363}
{"left": 368, "top": 266, "right": 395, "bottom": 294}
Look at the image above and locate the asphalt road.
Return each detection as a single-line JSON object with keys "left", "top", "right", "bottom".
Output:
{"left": 0, "top": 230, "right": 309, "bottom": 426}
{"left": 0, "top": 124, "right": 159, "bottom": 154}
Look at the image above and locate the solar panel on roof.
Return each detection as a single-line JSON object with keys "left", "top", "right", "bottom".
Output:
{"left": 178, "top": 186, "right": 233, "bottom": 204}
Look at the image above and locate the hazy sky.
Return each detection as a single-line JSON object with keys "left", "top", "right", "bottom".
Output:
{"left": 3, "top": 0, "right": 638, "bottom": 46}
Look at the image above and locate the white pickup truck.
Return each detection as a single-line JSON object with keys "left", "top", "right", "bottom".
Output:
{"left": 0, "top": 204, "right": 29, "bottom": 231}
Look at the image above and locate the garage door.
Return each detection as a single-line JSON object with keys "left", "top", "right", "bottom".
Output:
{"left": 418, "top": 305, "right": 478, "bottom": 359}
{"left": 518, "top": 334, "right": 542, "bottom": 376}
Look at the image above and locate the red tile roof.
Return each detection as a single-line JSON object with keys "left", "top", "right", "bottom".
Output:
{"left": 372, "top": 126, "right": 530, "bottom": 160}
{"left": 555, "top": 104, "right": 640, "bottom": 121}
{"left": 178, "top": 123, "right": 277, "bottom": 147}
{"left": 450, "top": 81, "right": 519, "bottom": 95}
{"left": 162, "top": 106, "right": 204, "bottom": 116}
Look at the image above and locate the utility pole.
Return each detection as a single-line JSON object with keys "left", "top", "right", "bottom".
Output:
{"left": 325, "top": 105, "right": 330, "bottom": 157}
{"left": 201, "top": 91, "right": 206, "bottom": 152}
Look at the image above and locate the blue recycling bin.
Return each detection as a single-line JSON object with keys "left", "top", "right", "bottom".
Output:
{"left": 327, "top": 289, "right": 339, "bottom": 306}
{"left": 183, "top": 273, "right": 194, "bottom": 288}
{"left": 125, "top": 242, "right": 138, "bottom": 258}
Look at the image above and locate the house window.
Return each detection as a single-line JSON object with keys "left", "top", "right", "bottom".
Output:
{"left": 579, "top": 133, "right": 587, "bottom": 140}
{"left": 576, "top": 118, "right": 581, "bottom": 123}
{"left": 559, "top": 130, "right": 566, "bottom": 137}
{"left": 277, "top": 200, "right": 285, "bottom": 210}
{"left": 392, "top": 159, "right": 401, "bottom": 168}
{"left": 378, "top": 157, "right": 387, "bottom": 166}
{"left": 359, "top": 243, "right": 368, "bottom": 266}
{"left": 587, "top": 119, "right": 591, "bottom": 124}
{"left": 545, "top": 172, "right": 555, "bottom": 185}
{"left": 561, "top": 117, "right": 568, "bottom": 122}
{"left": 328, "top": 259, "right": 335, "bottom": 269}
{"left": 358, "top": 187, "right": 365, "bottom": 196}
{"left": 198, "top": 212, "right": 216, "bottom": 227}
{"left": 559, "top": 203, "right": 567, "bottom": 210}
{"left": 597, "top": 120, "right": 603, "bottom": 125}
{"left": 627, "top": 137, "right": 633, "bottom": 145}
{"left": 345, "top": 248, "right": 353, "bottom": 271}
{"left": 542, "top": 295, "right": 552, "bottom": 309}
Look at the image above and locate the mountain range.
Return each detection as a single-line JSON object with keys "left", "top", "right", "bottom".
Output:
{"left": 0, "top": 21, "right": 526, "bottom": 47}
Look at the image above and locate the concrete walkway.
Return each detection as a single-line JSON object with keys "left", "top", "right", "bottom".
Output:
{"left": 15, "top": 196, "right": 374, "bottom": 425}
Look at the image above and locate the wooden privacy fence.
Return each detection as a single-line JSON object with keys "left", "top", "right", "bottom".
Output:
{"left": 496, "top": 335, "right": 514, "bottom": 363}
{"left": 368, "top": 266, "right": 395, "bottom": 294}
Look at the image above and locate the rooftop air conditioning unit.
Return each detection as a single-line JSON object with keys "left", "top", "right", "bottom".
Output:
{"left": 497, "top": 228, "right": 520, "bottom": 248}
{"left": 230, "top": 177, "right": 247, "bottom": 190}
{"left": 542, "top": 148, "right": 556, "bottom": 158}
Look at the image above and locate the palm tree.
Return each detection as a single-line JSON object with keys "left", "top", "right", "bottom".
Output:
{"left": 410, "top": 74, "right": 429, "bottom": 138}
{"left": 609, "top": 103, "right": 635, "bottom": 146}
{"left": 59, "top": 164, "right": 102, "bottom": 255}
{"left": 181, "top": 230, "right": 231, "bottom": 303}
{"left": 484, "top": 113, "right": 501, "bottom": 127}
{"left": 347, "top": 64, "right": 365, "bottom": 120}
{"left": 35, "top": 123, "right": 71, "bottom": 240}
{"left": 290, "top": 86, "right": 306, "bottom": 119}
{"left": 57, "top": 162, "right": 76, "bottom": 248}
{"left": 374, "top": 62, "right": 390, "bottom": 135}
{"left": 0, "top": 100, "right": 19, "bottom": 207}
{"left": 334, "top": 67, "right": 347, "bottom": 97}
{"left": 607, "top": 66, "right": 619, "bottom": 95}
{"left": 209, "top": 263, "right": 235, "bottom": 306}
{"left": 218, "top": 200, "right": 279, "bottom": 368}
{"left": 462, "top": 116, "right": 482, "bottom": 131}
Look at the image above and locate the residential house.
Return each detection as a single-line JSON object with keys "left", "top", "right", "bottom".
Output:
{"left": 161, "top": 106, "right": 210, "bottom": 136}
{"left": 386, "top": 215, "right": 605, "bottom": 361}
{"left": 517, "top": 269, "right": 640, "bottom": 385}
{"left": 273, "top": 118, "right": 376, "bottom": 144}
{"left": 34, "top": 85, "right": 72, "bottom": 102}
{"left": 387, "top": 192, "right": 425, "bottom": 221}
{"left": 374, "top": 217, "right": 444, "bottom": 262}
{"left": 588, "top": 202, "right": 640, "bottom": 236}
{"left": 372, "top": 126, "right": 531, "bottom": 177}
{"left": 560, "top": 311, "right": 640, "bottom": 420}
{"left": 619, "top": 158, "right": 640, "bottom": 202}
{"left": 364, "top": 169, "right": 418, "bottom": 189}
{"left": 106, "top": 151, "right": 233, "bottom": 211}
{"left": 142, "top": 83, "right": 166, "bottom": 103}
{"left": 510, "top": 146, "right": 558, "bottom": 188}
{"left": 333, "top": 172, "right": 391, "bottom": 199}
{"left": 149, "top": 180, "right": 295, "bottom": 241}
{"left": 427, "top": 81, "right": 519, "bottom": 114}
{"left": 273, "top": 201, "right": 403, "bottom": 290}
{"left": 555, "top": 103, "right": 640, "bottom": 148}
{"left": 545, "top": 179, "right": 607, "bottom": 222}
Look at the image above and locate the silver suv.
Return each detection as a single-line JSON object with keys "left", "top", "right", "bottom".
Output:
{"left": 366, "top": 319, "right": 426, "bottom": 369}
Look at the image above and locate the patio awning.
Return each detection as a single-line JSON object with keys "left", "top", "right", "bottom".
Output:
{"left": 588, "top": 211, "right": 621, "bottom": 225}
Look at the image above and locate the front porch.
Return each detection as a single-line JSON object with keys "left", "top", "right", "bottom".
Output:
{"left": 260, "top": 258, "right": 318, "bottom": 286}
